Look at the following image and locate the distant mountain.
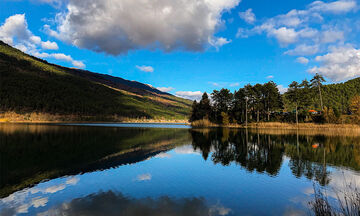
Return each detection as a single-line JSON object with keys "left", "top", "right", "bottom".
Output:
{"left": 0, "top": 41, "right": 191, "bottom": 121}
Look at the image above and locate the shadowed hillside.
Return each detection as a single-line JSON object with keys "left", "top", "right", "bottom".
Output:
{"left": 0, "top": 41, "right": 192, "bottom": 121}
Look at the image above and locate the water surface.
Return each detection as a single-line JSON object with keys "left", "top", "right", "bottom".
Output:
{"left": 0, "top": 123, "right": 359, "bottom": 215}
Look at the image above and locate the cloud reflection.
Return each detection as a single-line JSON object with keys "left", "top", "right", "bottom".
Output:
{"left": 136, "top": 173, "right": 152, "bottom": 181}
{"left": 174, "top": 145, "right": 200, "bottom": 155}
{"left": 0, "top": 176, "right": 80, "bottom": 215}
{"left": 37, "top": 191, "right": 232, "bottom": 216}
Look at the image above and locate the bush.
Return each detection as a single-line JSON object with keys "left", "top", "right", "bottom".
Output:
{"left": 221, "top": 112, "right": 229, "bottom": 125}
{"left": 191, "top": 119, "right": 214, "bottom": 127}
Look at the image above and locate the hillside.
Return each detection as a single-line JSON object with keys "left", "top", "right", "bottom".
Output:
{"left": 0, "top": 41, "right": 192, "bottom": 121}
{"left": 322, "top": 78, "right": 360, "bottom": 113}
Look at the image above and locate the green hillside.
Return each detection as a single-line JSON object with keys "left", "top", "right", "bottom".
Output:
{"left": 0, "top": 41, "right": 192, "bottom": 121}
{"left": 321, "top": 78, "right": 360, "bottom": 113}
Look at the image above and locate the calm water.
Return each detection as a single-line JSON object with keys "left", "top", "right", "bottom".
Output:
{"left": 0, "top": 123, "right": 360, "bottom": 216}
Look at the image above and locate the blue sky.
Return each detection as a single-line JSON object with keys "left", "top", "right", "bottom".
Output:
{"left": 1, "top": 0, "right": 359, "bottom": 100}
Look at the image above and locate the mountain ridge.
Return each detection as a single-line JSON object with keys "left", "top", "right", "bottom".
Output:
{"left": 0, "top": 40, "right": 192, "bottom": 121}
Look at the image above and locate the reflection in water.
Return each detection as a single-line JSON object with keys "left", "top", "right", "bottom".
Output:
{"left": 191, "top": 128, "right": 360, "bottom": 185}
{"left": 1, "top": 124, "right": 360, "bottom": 215}
{"left": 0, "top": 124, "right": 190, "bottom": 198}
{"left": 32, "top": 191, "right": 230, "bottom": 216}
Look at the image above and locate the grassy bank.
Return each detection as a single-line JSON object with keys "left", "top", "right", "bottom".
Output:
{"left": 191, "top": 119, "right": 360, "bottom": 130}
{"left": 0, "top": 111, "right": 189, "bottom": 124}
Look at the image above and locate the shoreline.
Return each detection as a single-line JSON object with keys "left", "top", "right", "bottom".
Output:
{"left": 1, "top": 112, "right": 360, "bottom": 130}
{"left": 0, "top": 112, "right": 189, "bottom": 124}
{"left": 1, "top": 120, "right": 360, "bottom": 130}
{"left": 191, "top": 122, "right": 360, "bottom": 131}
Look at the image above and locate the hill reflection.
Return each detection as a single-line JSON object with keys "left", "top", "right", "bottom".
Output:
{"left": 1, "top": 124, "right": 360, "bottom": 199}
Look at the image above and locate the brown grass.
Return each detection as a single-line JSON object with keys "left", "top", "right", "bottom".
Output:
{"left": 191, "top": 119, "right": 217, "bottom": 127}
{"left": 0, "top": 111, "right": 189, "bottom": 124}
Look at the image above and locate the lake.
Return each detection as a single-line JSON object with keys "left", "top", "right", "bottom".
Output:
{"left": 0, "top": 123, "right": 359, "bottom": 216}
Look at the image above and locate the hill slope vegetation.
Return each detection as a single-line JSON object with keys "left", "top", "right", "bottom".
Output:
{"left": 0, "top": 41, "right": 192, "bottom": 121}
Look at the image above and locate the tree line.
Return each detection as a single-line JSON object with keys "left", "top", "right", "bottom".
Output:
{"left": 190, "top": 74, "right": 360, "bottom": 125}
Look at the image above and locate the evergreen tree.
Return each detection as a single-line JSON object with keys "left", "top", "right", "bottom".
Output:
{"left": 286, "top": 81, "right": 302, "bottom": 125}
{"left": 211, "top": 88, "right": 233, "bottom": 123}
{"left": 311, "top": 73, "right": 326, "bottom": 110}
{"left": 198, "top": 92, "right": 212, "bottom": 119}
{"left": 263, "top": 81, "right": 283, "bottom": 121}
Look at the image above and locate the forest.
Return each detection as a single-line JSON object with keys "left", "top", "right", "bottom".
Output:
{"left": 190, "top": 74, "right": 360, "bottom": 125}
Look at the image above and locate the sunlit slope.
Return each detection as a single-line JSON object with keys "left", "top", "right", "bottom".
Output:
{"left": 0, "top": 41, "right": 192, "bottom": 120}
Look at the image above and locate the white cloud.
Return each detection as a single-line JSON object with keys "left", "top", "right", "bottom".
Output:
{"left": 236, "top": 28, "right": 248, "bottom": 38}
{"left": 321, "top": 30, "right": 344, "bottom": 43}
{"left": 296, "top": 56, "right": 309, "bottom": 64}
{"left": 156, "top": 87, "right": 174, "bottom": 92}
{"left": 239, "top": 8, "right": 256, "bottom": 24}
{"left": 41, "top": 40, "right": 58, "bottom": 50}
{"left": 308, "top": 0, "right": 357, "bottom": 14}
{"left": 208, "top": 37, "right": 232, "bottom": 50}
{"left": 136, "top": 173, "right": 152, "bottom": 181}
{"left": 52, "top": 53, "right": 72, "bottom": 62}
{"left": 0, "top": 14, "right": 35, "bottom": 46}
{"left": 72, "top": 60, "right": 85, "bottom": 68}
{"left": 0, "top": 14, "right": 85, "bottom": 68}
{"left": 309, "top": 46, "right": 360, "bottom": 81}
{"left": 175, "top": 91, "right": 203, "bottom": 101}
{"left": 50, "top": 53, "right": 85, "bottom": 68}
{"left": 238, "top": 0, "right": 358, "bottom": 59}
{"left": 136, "top": 65, "right": 154, "bottom": 73}
{"left": 284, "top": 44, "right": 320, "bottom": 56}
{"left": 277, "top": 85, "right": 288, "bottom": 94}
{"left": 34, "top": 0, "right": 63, "bottom": 7}
{"left": 266, "top": 75, "right": 274, "bottom": 79}
{"left": 269, "top": 27, "right": 298, "bottom": 46}
{"left": 45, "top": 0, "right": 240, "bottom": 55}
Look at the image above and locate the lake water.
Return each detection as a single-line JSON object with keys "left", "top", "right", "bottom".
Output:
{"left": 0, "top": 123, "right": 360, "bottom": 216}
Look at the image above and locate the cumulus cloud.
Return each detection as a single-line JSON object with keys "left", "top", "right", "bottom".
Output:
{"left": 309, "top": 46, "right": 360, "bottom": 81}
{"left": 41, "top": 40, "right": 58, "bottom": 50}
{"left": 45, "top": 0, "right": 240, "bottom": 55}
{"left": 238, "top": 0, "right": 357, "bottom": 58}
{"left": 156, "top": 87, "right": 174, "bottom": 92}
{"left": 175, "top": 91, "right": 203, "bottom": 101}
{"left": 0, "top": 14, "right": 85, "bottom": 68}
{"left": 0, "top": 14, "right": 37, "bottom": 46}
{"left": 32, "top": 53, "right": 85, "bottom": 68}
{"left": 136, "top": 65, "right": 154, "bottom": 73}
{"left": 239, "top": 8, "right": 256, "bottom": 24}
{"left": 284, "top": 44, "right": 320, "bottom": 56}
{"left": 296, "top": 56, "right": 309, "bottom": 64}
{"left": 269, "top": 27, "right": 298, "bottom": 46}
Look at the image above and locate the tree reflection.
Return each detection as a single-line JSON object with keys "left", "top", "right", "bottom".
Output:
{"left": 191, "top": 129, "right": 360, "bottom": 186}
{"left": 191, "top": 129, "right": 285, "bottom": 176}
